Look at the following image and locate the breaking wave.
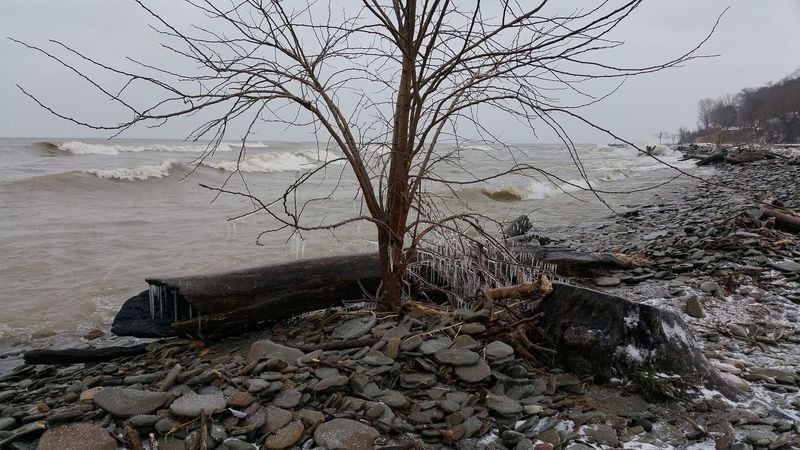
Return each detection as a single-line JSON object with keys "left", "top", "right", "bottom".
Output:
{"left": 203, "top": 149, "right": 343, "bottom": 173}
{"left": 38, "top": 140, "right": 240, "bottom": 155}
{"left": 84, "top": 160, "right": 186, "bottom": 181}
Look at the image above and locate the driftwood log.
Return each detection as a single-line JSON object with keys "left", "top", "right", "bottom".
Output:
{"left": 112, "top": 254, "right": 381, "bottom": 338}
{"left": 23, "top": 344, "right": 148, "bottom": 365}
{"left": 761, "top": 207, "right": 800, "bottom": 234}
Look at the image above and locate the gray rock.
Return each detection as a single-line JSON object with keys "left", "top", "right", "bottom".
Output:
{"left": 332, "top": 316, "right": 377, "bottom": 340}
{"left": 685, "top": 295, "right": 706, "bottom": 318}
{"left": 454, "top": 360, "right": 491, "bottom": 383}
{"left": 587, "top": 424, "right": 619, "bottom": 447}
{"left": 93, "top": 388, "right": 171, "bottom": 417}
{"left": 399, "top": 372, "right": 437, "bottom": 389}
{"left": 264, "top": 421, "right": 304, "bottom": 449}
{"left": 593, "top": 276, "right": 621, "bottom": 287}
{"left": 263, "top": 406, "right": 294, "bottom": 433}
{"left": 419, "top": 337, "right": 452, "bottom": 355}
{"left": 435, "top": 348, "right": 480, "bottom": 366}
{"left": 0, "top": 418, "right": 15, "bottom": 431}
{"left": 273, "top": 389, "right": 302, "bottom": 409}
{"left": 36, "top": 423, "right": 116, "bottom": 450}
{"left": 451, "top": 335, "right": 481, "bottom": 350}
{"left": 170, "top": 393, "right": 227, "bottom": 417}
{"left": 361, "top": 351, "right": 394, "bottom": 366}
{"left": 700, "top": 281, "right": 722, "bottom": 294}
{"left": 485, "top": 341, "right": 514, "bottom": 360}
{"left": 769, "top": 260, "right": 800, "bottom": 272}
{"left": 744, "top": 430, "right": 776, "bottom": 446}
{"left": 314, "top": 418, "right": 379, "bottom": 450}
{"left": 129, "top": 414, "right": 161, "bottom": 427}
{"left": 313, "top": 374, "right": 349, "bottom": 391}
{"left": 486, "top": 394, "right": 522, "bottom": 415}
{"left": 221, "top": 438, "right": 259, "bottom": 449}
{"left": 247, "top": 339, "right": 304, "bottom": 364}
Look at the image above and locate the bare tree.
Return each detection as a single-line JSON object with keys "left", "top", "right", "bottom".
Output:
{"left": 13, "top": 0, "right": 720, "bottom": 309}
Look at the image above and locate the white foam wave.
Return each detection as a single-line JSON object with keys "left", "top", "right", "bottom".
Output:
{"left": 56, "top": 141, "right": 237, "bottom": 155}
{"left": 204, "top": 149, "right": 342, "bottom": 173}
{"left": 84, "top": 160, "right": 182, "bottom": 181}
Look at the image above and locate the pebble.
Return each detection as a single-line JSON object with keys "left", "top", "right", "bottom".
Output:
{"left": 685, "top": 295, "right": 706, "bottom": 318}
{"left": 169, "top": 393, "right": 227, "bottom": 417}
{"left": 314, "top": 418, "right": 379, "bottom": 450}
{"left": 36, "top": 423, "right": 116, "bottom": 450}
{"left": 332, "top": 316, "right": 377, "bottom": 340}
{"left": 454, "top": 360, "right": 491, "bottom": 383}
{"left": 93, "top": 388, "right": 171, "bottom": 417}
{"left": 435, "top": 348, "right": 480, "bottom": 366}
{"left": 264, "top": 421, "right": 304, "bottom": 449}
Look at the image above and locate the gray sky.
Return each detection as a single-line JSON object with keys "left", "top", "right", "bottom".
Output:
{"left": 1, "top": 1, "right": 799, "bottom": 143}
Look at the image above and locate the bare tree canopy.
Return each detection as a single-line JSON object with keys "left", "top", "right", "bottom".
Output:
{"left": 13, "top": 0, "right": 721, "bottom": 308}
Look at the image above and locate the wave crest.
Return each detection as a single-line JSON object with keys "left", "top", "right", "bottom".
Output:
{"left": 84, "top": 160, "right": 184, "bottom": 181}
{"left": 203, "top": 149, "right": 342, "bottom": 173}
{"left": 44, "top": 140, "right": 239, "bottom": 155}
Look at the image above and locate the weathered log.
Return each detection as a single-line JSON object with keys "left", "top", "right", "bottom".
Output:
{"left": 695, "top": 150, "right": 728, "bottom": 166}
{"left": 23, "top": 344, "right": 148, "bottom": 365}
{"left": 113, "top": 254, "right": 381, "bottom": 338}
{"left": 761, "top": 207, "right": 800, "bottom": 233}
{"left": 482, "top": 275, "right": 552, "bottom": 300}
{"left": 530, "top": 282, "right": 743, "bottom": 399}
{"left": 511, "top": 246, "right": 632, "bottom": 276}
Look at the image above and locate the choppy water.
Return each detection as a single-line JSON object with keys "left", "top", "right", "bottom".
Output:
{"left": 0, "top": 137, "right": 698, "bottom": 347}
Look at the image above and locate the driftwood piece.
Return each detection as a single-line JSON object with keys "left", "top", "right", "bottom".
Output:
{"left": 511, "top": 246, "right": 632, "bottom": 276}
{"left": 695, "top": 150, "right": 728, "bottom": 166}
{"left": 297, "top": 338, "right": 377, "bottom": 353}
{"left": 113, "top": 254, "right": 381, "bottom": 338}
{"left": 761, "top": 207, "right": 800, "bottom": 233}
{"left": 124, "top": 421, "right": 146, "bottom": 450}
{"left": 482, "top": 275, "right": 552, "bottom": 300}
{"left": 23, "top": 344, "right": 148, "bottom": 365}
{"left": 530, "top": 282, "right": 743, "bottom": 399}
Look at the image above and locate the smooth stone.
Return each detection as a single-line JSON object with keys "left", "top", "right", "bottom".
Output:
{"left": 435, "top": 349, "right": 480, "bottom": 366}
{"left": 221, "top": 438, "right": 258, "bottom": 449}
{"left": 362, "top": 351, "right": 394, "bottom": 366}
{"left": 264, "top": 421, "right": 304, "bottom": 449}
{"left": 700, "top": 281, "right": 722, "bottom": 294}
{"left": 486, "top": 394, "right": 522, "bottom": 415}
{"left": 685, "top": 295, "right": 706, "bottom": 318}
{"left": 170, "top": 393, "right": 226, "bottom": 417}
{"left": 247, "top": 339, "right": 305, "bottom": 364}
{"left": 314, "top": 418, "right": 379, "bottom": 450}
{"left": 523, "top": 405, "right": 543, "bottom": 415}
{"left": 419, "top": 337, "right": 452, "bottom": 355}
{"left": 451, "top": 335, "right": 480, "bottom": 350}
{"left": 313, "top": 375, "right": 349, "bottom": 391}
{"left": 485, "top": 341, "right": 514, "bottom": 360}
{"left": 593, "top": 276, "right": 621, "bottom": 287}
{"left": 454, "top": 360, "right": 491, "bottom": 383}
{"left": 36, "top": 423, "right": 116, "bottom": 450}
{"left": 399, "top": 372, "right": 437, "bottom": 389}
{"left": 770, "top": 260, "right": 800, "bottom": 272}
{"left": 227, "top": 391, "right": 254, "bottom": 408}
{"left": 0, "top": 418, "right": 15, "bottom": 431}
{"left": 460, "top": 323, "right": 486, "bottom": 335}
{"left": 129, "top": 414, "right": 161, "bottom": 427}
{"left": 93, "top": 388, "right": 170, "bottom": 417}
{"left": 124, "top": 372, "right": 165, "bottom": 385}
{"left": 264, "top": 406, "right": 294, "bottom": 433}
{"left": 749, "top": 368, "right": 796, "bottom": 384}
{"left": 587, "top": 424, "right": 619, "bottom": 447}
{"left": 745, "top": 430, "right": 776, "bottom": 446}
{"left": 333, "top": 316, "right": 377, "bottom": 340}
{"left": 273, "top": 389, "right": 302, "bottom": 409}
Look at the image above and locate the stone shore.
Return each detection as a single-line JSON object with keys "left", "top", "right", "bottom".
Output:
{"left": 0, "top": 152, "right": 799, "bottom": 449}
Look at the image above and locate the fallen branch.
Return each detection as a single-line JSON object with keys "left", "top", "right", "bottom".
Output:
{"left": 24, "top": 344, "right": 148, "bottom": 365}
{"left": 481, "top": 275, "right": 552, "bottom": 300}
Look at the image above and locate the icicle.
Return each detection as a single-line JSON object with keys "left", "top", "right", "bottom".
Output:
{"left": 148, "top": 285, "right": 155, "bottom": 319}
{"left": 189, "top": 304, "right": 193, "bottom": 320}
{"left": 173, "top": 291, "right": 178, "bottom": 322}
{"left": 197, "top": 310, "right": 202, "bottom": 335}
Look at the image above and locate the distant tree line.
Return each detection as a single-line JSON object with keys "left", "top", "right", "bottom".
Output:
{"left": 679, "top": 72, "right": 800, "bottom": 143}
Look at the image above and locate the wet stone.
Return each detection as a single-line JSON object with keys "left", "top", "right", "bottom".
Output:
{"left": 314, "top": 418, "right": 379, "bottom": 450}
{"left": 263, "top": 406, "right": 294, "bottom": 433}
{"left": 264, "top": 421, "right": 304, "bottom": 449}
{"left": 460, "top": 323, "right": 486, "bottom": 335}
{"left": 451, "top": 335, "right": 480, "bottom": 350}
{"left": 332, "top": 316, "right": 377, "bottom": 340}
{"left": 248, "top": 339, "right": 305, "bottom": 365}
{"left": 93, "top": 388, "right": 170, "bottom": 417}
{"left": 170, "top": 393, "right": 226, "bottom": 417}
{"left": 593, "top": 276, "right": 621, "bottom": 287}
{"left": 419, "top": 337, "right": 452, "bottom": 355}
{"left": 227, "top": 391, "right": 254, "bottom": 408}
{"left": 486, "top": 394, "right": 523, "bottom": 416}
{"left": 454, "top": 360, "right": 491, "bottom": 383}
{"left": 435, "top": 348, "right": 480, "bottom": 366}
{"left": 400, "top": 372, "right": 437, "bottom": 389}
{"left": 313, "top": 375, "right": 349, "bottom": 391}
{"left": 273, "top": 389, "right": 302, "bottom": 409}
{"left": 37, "top": 422, "right": 116, "bottom": 450}
{"left": 362, "top": 351, "right": 394, "bottom": 366}
{"left": 485, "top": 341, "right": 514, "bottom": 360}
{"left": 685, "top": 295, "right": 706, "bottom": 318}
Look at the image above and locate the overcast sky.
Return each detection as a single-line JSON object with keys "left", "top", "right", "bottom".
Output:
{"left": 1, "top": 1, "right": 799, "bottom": 143}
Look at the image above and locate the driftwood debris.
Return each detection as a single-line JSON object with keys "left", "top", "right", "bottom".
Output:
{"left": 23, "top": 344, "right": 148, "bottom": 365}
{"left": 112, "top": 254, "right": 381, "bottom": 338}
{"left": 481, "top": 275, "right": 552, "bottom": 300}
{"left": 761, "top": 207, "right": 800, "bottom": 234}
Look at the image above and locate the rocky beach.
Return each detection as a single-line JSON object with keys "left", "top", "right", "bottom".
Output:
{"left": 1, "top": 148, "right": 799, "bottom": 450}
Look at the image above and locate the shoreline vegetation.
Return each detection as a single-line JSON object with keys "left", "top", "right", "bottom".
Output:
{"left": 1, "top": 145, "right": 799, "bottom": 449}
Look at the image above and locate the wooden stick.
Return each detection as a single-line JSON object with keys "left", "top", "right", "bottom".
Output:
{"left": 123, "top": 421, "right": 145, "bottom": 450}
{"left": 199, "top": 409, "right": 208, "bottom": 450}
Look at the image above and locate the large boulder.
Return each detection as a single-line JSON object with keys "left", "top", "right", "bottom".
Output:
{"left": 531, "top": 283, "right": 742, "bottom": 398}
{"left": 112, "top": 290, "right": 173, "bottom": 338}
